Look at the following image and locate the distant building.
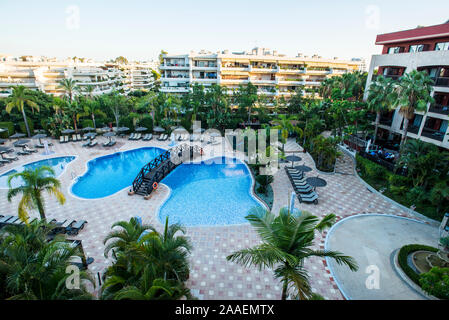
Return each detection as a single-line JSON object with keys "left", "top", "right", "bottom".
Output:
{"left": 0, "top": 56, "right": 157, "bottom": 97}
{"left": 364, "top": 21, "right": 449, "bottom": 149}
{"left": 160, "top": 48, "right": 364, "bottom": 100}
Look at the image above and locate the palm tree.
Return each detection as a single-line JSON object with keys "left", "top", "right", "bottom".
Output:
{"left": 227, "top": 208, "right": 358, "bottom": 300}
{"left": 58, "top": 78, "right": 81, "bottom": 132}
{"left": 366, "top": 76, "right": 397, "bottom": 145}
{"left": 5, "top": 86, "right": 39, "bottom": 137}
{"left": 7, "top": 166, "right": 66, "bottom": 222}
{"left": 101, "top": 217, "right": 192, "bottom": 300}
{"left": 393, "top": 70, "right": 435, "bottom": 149}
{"left": 79, "top": 98, "right": 106, "bottom": 129}
{"left": 235, "top": 82, "right": 258, "bottom": 123}
{"left": 271, "top": 115, "right": 300, "bottom": 152}
{"left": 0, "top": 221, "right": 94, "bottom": 299}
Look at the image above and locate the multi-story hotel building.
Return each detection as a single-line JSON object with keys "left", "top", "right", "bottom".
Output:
{"left": 364, "top": 22, "right": 449, "bottom": 149}
{"left": 160, "top": 48, "right": 364, "bottom": 99}
{"left": 0, "top": 56, "right": 157, "bottom": 97}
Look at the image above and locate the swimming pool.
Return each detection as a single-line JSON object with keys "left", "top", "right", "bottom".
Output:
{"left": 71, "top": 147, "right": 165, "bottom": 199}
{"left": 158, "top": 157, "right": 265, "bottom": 226}
{"left": 0, "top": 156, "right": 76, "bottom": 189}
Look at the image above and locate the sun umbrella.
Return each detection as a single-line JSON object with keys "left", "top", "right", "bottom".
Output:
{"left": 285, "top": 154, "right": 302, "bottom": 168}
{"left": 84, "top": 132, "right": 96, "bottom": 138}
{"left": 153, "top": 126, "right": 165, "bottom": 133}
{"left": 103, "top": 132, "right": 116, "bottom": 137}
{"left": 135, "top": 127, "right": 147, "bottom": 132}
{"left": 306, "top": 176, "right": 327, "bottom": 187}
{"left": 82, "top": 127, "right": 95, "bottom": 132}
{"left": 100, "top": 126, "right": 110, "bottom": 132}
{"left": 117, "top": 127, "right": 129, "bottom": 132}
{"left": 294, "top": 164, "right": 313, "bottom": 172}
{"left": 14, "top": 139, "right": 30, "bottom": 146}
{"left": 0, "top": 146, "right": 11, "bottom": 153}
{"left": 61, "top": 129, "right": 75, "bottom": 135}
{"left": 32, "top": 133, "right": 47, "bottom": 145}
{"left": 10, "top": 132, "right": 25, "bottom": 139}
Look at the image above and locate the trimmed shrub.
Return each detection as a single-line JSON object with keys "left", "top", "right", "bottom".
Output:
{"left": 0, "top": 121, "right": 14, "bottom": 138}
{"left": 398, "top": 244, "right": 438, "bottom": 286}
{"left": 139, "top": 115, "right": 153, "bottom": 132}
{"left": 419, "top": 267, "right": 449, "bottom": 299}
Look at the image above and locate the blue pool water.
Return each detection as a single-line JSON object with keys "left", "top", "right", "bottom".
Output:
{"left": 159, "top": 157, "right": 264, "bottom": 226}
{"left": 71, "top": 147, "right": 165, "bottom": 199}
{"left": 0, "top": 156, "right": 76, "bottom": 188}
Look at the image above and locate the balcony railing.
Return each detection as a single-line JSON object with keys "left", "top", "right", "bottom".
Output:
{"left": 407, "top": 125, "right": 420, "bottom": 134}
{"left": 435, "top": 77, "right": 449, "bottom": 87}
{"left": 379, "top": 118, "right": 393, "bottom": 126}
{"left": 421, "top": 127, "right": 445, "bottom": 141}
{"left": 429, "top": 104, "right": 449, "bottom": 115}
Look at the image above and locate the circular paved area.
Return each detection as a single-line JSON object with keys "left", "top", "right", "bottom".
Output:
{"left": 326, "top": 215, "right": 439, "bottom": 300}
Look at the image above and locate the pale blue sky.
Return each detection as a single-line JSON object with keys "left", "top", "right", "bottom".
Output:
{"left": 1, "top": 0, "right": 448, "bottom": 64}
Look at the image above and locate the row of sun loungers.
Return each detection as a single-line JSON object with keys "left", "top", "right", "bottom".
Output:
{"left": 0, "top": 215, "right": 88, "bottom": 236}
{"left": 129, "top": 133, "right": 142, "bottom": 140}
{"left": 102, "top": 140, "right": 117, "bottom": 147}
{"left": 142, "top": 134, "right": 153, "bottom": 141}
{"left": 60, "top": 134, "right": 87, "bottom": 144}
{"left": 157, "top": 134, "right": 169, "bottom": 141}
{"left": 82, "top": 139, "right": 98, "bottom": 148}
{"left": 285, "top": 167, "right": 319, "bottom": 205}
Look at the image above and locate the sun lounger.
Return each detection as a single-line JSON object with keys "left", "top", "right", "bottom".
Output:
{"left": 88, "top": 140, "right": 97, "bottom": 147}
{"left": 77, "top": 134, "right": 82, "bottom": 141}
{"left": 35, "top": 143, "right": 44, "bottom": 148}
{"left": 294, "top": 184, "right": 314, "bottom": 194}
{"left": 49, "top": 219, "right": 73, "bottom": 235}
{"left": 72, "top": 134, "right": 78, "bottom": 142}
{"left": 82, "top": 140, "right": 90, "bottom": 147}
{"left": 24, "top": 145, "right": 37, "bottom": 153}
{"left": 64, "top": 135, "right": 69, "bottom": 143}
{"left": 108, "top": 140, "right": 116, "bottom": 147}
{"left": 16, "top": 149, "right": 30, "bottom": 156}
{"left": 296, "top": 191, "right": 319, "bottom": 205}
{"left": 0, "top": 159, "right": 10, "bottom": 165}
{"left": 59, "top": 136, "right": 65, "bottom": 143}
{"left": 66, "top": 220, "right": 88, "bottom": 235}
{"left": 3, "top": 154, "right": 18, "bottom": 161}
{"left": 128, "top": 133, "right": 135, "bottom": 140}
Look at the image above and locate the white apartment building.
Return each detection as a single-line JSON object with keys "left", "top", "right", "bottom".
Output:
{"left": 364, "top": 22, "right": 449, "bottom": 150}
{"left": 0, "top": 56, "right": 157, "bottom": 97}
{"left": 160, "top": 48, "right": 364, "bottom": 99}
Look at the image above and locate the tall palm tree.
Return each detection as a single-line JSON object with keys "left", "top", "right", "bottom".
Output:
{"left": 7, "top": 166, "right": 66, "bottom": 222}
{"left": 227, "top": 208, "right": 358, "bottom": 300}
{"left": 393, "top": 70, "right": 435, "bottom": 149}
{"left": 366, "top": 76, "right": 397, "bottom": 145}
{"left": 79, "top": 98, "right": 106, "bottom": 129}
{"left": 271, "top": 115, "right": 300, "bottom": 152}
{"left": 58, "top": 78, "right": 80, "bottom": 132}
{"left": 5, "top": 86, "right": 39, "bottom": 137}
{"left": 0, "top": 221, "right": 94, "bottom": 300}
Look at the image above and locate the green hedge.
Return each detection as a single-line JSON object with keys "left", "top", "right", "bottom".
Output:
{"left": 18, "top": 117, "right": 34, "bottom": 135}
{"left": 397, "top": 244, "right": 438, "bottom": 286}
{"left": 81, "top": 119, "right": 94, "bottom": 129}
{"left": 0, "top": 122, "right": 14, "bottom": 138}
{"left": 139, "top": 115, "right": 153, "bottom": 132}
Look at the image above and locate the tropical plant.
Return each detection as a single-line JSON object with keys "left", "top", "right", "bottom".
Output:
{"left": 235, "top": 82, "right": 258, "bottom": 123}
{"left": 78, "top": 98, "right": 106, "bottom": 129}
{"left": 366, "top": 76, "right": 397, "bottom": 144}
{"left": 419, "top": 267, "right": 449, "bottom": 299}
{"left": 227, "top": 208, "right": 358, "bottom": 300}
{"left": 58, "top": 78, "right": 79, "bottom": 103}
{"left": 5, "top": 86, "right": 39, "bottom": 137}
{"left": 0, "top": 221, "right": 94, "bottom": 300}
{"left": 271, "top": 115, "right": 300, "bottom": 151}
{"left": 7, "top": 166, "right": 66, "bottom": 222}
{"left": 393, "top": 70, "right": 435, "bottom": 149}
{"left": 101, "top": 217, "right": 192, "bottom": 300}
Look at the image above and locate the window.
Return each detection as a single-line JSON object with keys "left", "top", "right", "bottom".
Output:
{"left": 388, "top": 47, "right": 403, "bottom": 54}
{"left": 435, "top": 42, "right": 449, "bottom": 51}
{"left": 409, "top": 44, "right": 426, "bottom": 52}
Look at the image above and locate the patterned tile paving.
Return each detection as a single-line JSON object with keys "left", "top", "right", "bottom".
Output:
{"left": 0, "top": 137, "right": 427, "bottom": 300}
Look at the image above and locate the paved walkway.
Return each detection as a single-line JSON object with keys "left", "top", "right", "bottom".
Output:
{"left": 0, "top": 137, "right": 437, "bottom": 300}
{"left": 326, "top": 215, "right": 439, "bottom": 300}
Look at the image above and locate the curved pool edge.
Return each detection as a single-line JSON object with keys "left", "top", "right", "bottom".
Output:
{"left": 68, "top": 146, "right": 167, "bottom": 201}
{"left": 155, "top": 156, "right": 268, "bottom": 228}
{"left": 0, "top": 154, "right": 79, "bottom": 190}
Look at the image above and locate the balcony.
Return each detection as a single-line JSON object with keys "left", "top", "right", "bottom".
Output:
{"left": 421, "top": 127, "right": 445, "bottom": 141}
{"left": 379, "top": 117, "right": 393, "bottom": 126}
{"left": 407, "top": 125, "right": 420, "bottom": 134}
{"left": 160, "top": 86, "right": 190, "bottom": 93}
{"left": 159, "top": 64, "right": 189, "bottom": 70}
{"left": 434, "top": 77, "right": 449, "bottom": 87}
{"left": 429, "top": 104, "right": 449, "bottom": 115}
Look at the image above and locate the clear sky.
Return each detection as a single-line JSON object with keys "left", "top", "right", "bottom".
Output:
{"left": 1, "top": 0, "right": 448, "bottom": 65}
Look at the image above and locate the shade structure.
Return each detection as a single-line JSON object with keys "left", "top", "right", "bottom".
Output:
{"left": 285, "top": 155, "right": 302, "bottom": 162}
{"left": 153, "top": 126, "right": 165, "bottom": 133}
{"left": 14, "top": 139, "right": 30, "bottom": 146}
{"left": 135, "top": 127, "right": 147, "bottom": 132}
{"left": 61, "top": 129, "right": 75, "bottom": 134}
{"left": 82, "top": 127, "right": 95, "bottom": 132}
{"left": 103, "top": 132, "right": 116, "bottom": 137}
{"left": 306, "top": 176, "right": 327, "bottom": 187}
{"left": 9, "top": 132, "right": 26, "bottom": 139}
{"left": 32, "top": 133, "right": 47, "bottom": 139}
{"left": 84, "top": 132, "right": 96, "bottom": 138}
{"left": 294, "top": 165, "right": 313, "bottom": 172}
{"left": 117, "top": 127, "right": 129, "bottom": 132}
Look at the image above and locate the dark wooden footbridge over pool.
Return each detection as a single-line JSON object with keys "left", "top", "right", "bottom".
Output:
{"left": 131, "top": 143, "right": 203, "bottom": 197}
